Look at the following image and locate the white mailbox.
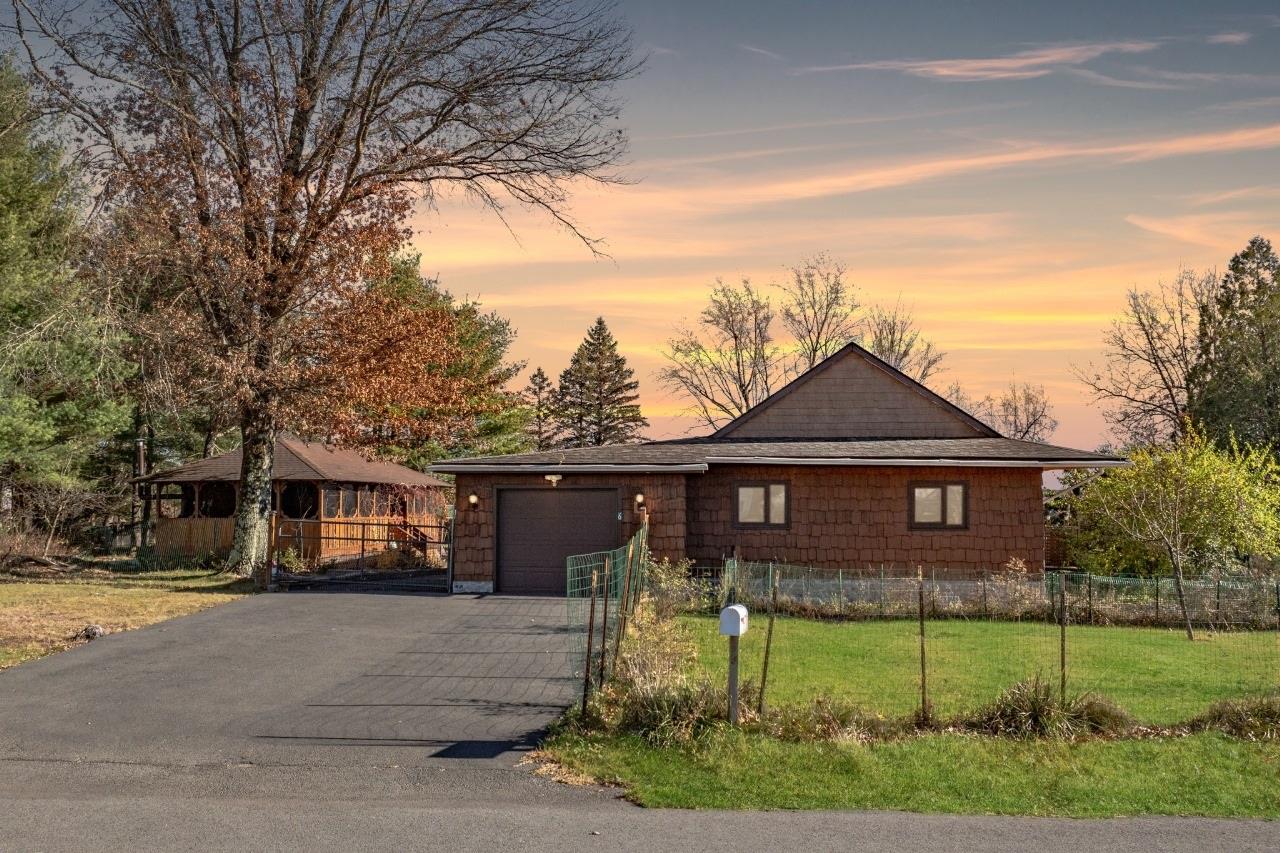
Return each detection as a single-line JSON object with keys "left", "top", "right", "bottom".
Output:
{"left": 719, "top": 604, "right": 749, "bottom": 637}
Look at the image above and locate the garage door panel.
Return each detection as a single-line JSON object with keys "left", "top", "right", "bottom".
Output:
{"left": 497, "top": 489, "right": 619, "bottom": 595}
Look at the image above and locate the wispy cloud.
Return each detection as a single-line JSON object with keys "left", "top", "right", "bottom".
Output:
{"left": 1207, "top": 31, "right": 1253, "bottom": 45}
{"left": 1129, "top": 66, "right": 1280, "bottom": 86}
{"left": 797, "top": 40, "right": 1160, "bottom": 81}
{"left": 1066, "top": 68, "right": 1182, "bottom": 90}
{"left": 641, "top": 103, "right": 1021, "bottom": 141}
{"left": 642, "top": 43, "right": 678, "bottom": 57}
{"left": 1125, "top": 212, "right": 1278, "bottom": 250}
{"left": 1186, "top": 185, "right": 1280, "bottom": 206}
{"left": 1208, "top": 95, "right": 1280, "bottom": 111}
{"left": 738, "top": 43, "right": 784, "bottom": 62}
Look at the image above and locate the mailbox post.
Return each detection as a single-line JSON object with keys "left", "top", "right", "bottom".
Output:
{"left": 719, "top": 604, "right": 749, "bottom": 725}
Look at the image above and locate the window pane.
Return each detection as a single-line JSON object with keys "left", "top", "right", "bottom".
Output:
{"left": 341, "top": 487, "right": 357, "bottom": 518}
{"left": 768, "top": 483, "right": 787, "bottom": 525}
{"left": 913, "top": 487, "right": 942, "bottom": 524}
{"left": 323, "top": 488, "right": 340, "bottom": 518}
{"left": 946, "top": 485, "right": 966, "bottom": 526}
{"left": 738, "top": 486, "right": 766, "bottom": 524}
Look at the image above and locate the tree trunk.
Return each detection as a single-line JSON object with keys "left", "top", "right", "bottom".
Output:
{"left": 225, "top": 404, "right": 276, "bottom": 578}
{"left": 1170, "top": 559, "right": 1195, "bottom": 641}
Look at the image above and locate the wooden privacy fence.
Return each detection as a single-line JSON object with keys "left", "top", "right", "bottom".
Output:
{"left": 566, "top": 523, "right": 649, "bottom": 712}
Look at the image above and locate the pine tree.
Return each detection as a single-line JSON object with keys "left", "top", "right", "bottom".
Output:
{"left": 554, "top": 318, "right": 648, "bottom": 447}
{"left": 524, "top": 367, "right": 560, "bottom": 450}
{"left": 1188, "top": 236, "right": 1280, "bottom": 449}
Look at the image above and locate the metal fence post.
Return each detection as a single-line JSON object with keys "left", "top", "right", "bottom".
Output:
{"left": 917, "top": 566, "right": 930, "bottom": 724}
{"left": 981, "top": 568, "right": 988, "bottom": 619}
{"left": 612, "top": 540, "right": 636, "bottom": 674}
{"left": 879, "top": 565, "right": 887, "bottom": 618}
{"left": 597, "top": 555, "right": 612, "bottom": 687}
{"left": 1087, "top": 573, "right": 1093, "bottom": 625}
{"left": 582, "top": 569, "right": 598, "bottom": 714}
{"left": 1059, "top": 579, "right": 1068, "bottom": 706}
{"left": 757, "top": 573, "right": 780, "bottom": 716}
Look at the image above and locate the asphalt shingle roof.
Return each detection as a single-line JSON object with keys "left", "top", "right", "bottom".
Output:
{"left": 430, "top": 436, "right": 1123, "bottom": 472}
{"left": 140, "top": 434, "right": 447, "bottom": 487}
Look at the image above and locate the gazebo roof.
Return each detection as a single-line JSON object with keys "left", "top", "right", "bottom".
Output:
{"left": 139, "top": 433, "right": 446, "bottom": 489}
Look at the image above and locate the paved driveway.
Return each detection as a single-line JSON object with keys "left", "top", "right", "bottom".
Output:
{"left": 0, "top": 592, "right": 582, "bottom": 769}
{"left": 3, "top": 592, "right": 1276, "bottom": 852}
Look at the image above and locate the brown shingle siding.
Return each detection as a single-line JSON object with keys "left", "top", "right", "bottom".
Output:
{"left": 685, "top": 464, "right": 1044, "bottom": 572}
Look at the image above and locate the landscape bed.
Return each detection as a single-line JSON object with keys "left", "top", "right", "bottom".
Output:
{"left": 0, "top": 567, "right": 249, "bottom": 668}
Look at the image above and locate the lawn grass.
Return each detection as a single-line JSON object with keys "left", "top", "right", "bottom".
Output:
{"left": 681, "top": 614, "right": 1280, "bottom": 725}
{"left": 0, "top": 567, "right": 249, "bottom": 669}
{"left": 546, "top": 730, "right": 1280, "bottom": 816}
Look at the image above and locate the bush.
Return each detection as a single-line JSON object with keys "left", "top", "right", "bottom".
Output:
{"left": 958, "top": 676, "right": 1133, "bottom": 739}
{"left": 1188, "top": 696, "right": 1280, "bottom": 740}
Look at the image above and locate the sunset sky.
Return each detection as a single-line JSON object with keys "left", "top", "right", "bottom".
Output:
{"left": 410, "top": 0, "right": 1280, "bottom": 450}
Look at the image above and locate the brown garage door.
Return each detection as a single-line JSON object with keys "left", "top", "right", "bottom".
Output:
{"left": 496, "top": 488, "right": 620, "bottom": 595}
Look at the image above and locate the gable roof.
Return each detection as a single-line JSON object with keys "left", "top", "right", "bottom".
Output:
{"left": 431, "top": 437, "right": 1125, "bottom": 473}
{"left": 140, "top": 433, "right": 446, "bottom": 488}
{"left": 712, "top": 342, "right": 999, "bottom": 441}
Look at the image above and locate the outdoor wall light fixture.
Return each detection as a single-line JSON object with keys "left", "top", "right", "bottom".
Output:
{"left": 634, "top": 492, "right": 645, "bottom": 506}
{"left": 544, "top": 474, "right": 563, "bottom": 487}
{"left": 467, "top": 493, "right": 479, "bottom": 507}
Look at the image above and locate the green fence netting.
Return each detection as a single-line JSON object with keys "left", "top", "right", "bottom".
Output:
{"left": 566, "top": 523, "right": 649, "bottom": 697}
{"left": 710, "top": 559, "right": 1280, "bottom": 724}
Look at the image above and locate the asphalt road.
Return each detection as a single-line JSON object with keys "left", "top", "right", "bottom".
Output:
{"left": 1, "top": 592, "right": 1275, "bottom": 852}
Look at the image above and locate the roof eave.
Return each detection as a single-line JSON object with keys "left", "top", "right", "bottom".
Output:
{"left": 702, "top": 456, "right": 1129, "bottom": 469}
{"left": 430, "top": 462, "right": 710, "bottom": 474}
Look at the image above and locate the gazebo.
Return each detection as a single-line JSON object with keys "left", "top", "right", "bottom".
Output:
{"left": 137, "top": 433, "right": 449, "bottom": 564}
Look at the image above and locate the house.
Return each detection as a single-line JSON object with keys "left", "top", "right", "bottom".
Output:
{"left": 431, "top": 343, "right": 1124, "bottom": 595}
{"left": 137, "top": 433, "right": 449, "bottom": 563}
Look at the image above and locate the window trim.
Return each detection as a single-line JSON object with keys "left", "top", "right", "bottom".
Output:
{"left": 908, "top": 481, "right": 969, "bottom": 530}
{"left": 732, "top": 480, "right": 791, "bottom": 530}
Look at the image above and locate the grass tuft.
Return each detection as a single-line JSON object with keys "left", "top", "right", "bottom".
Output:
{"left": 957, "top": 676, "right": 1133, "bottom": 739}
{"left": 1189, "top": 695, "right": 1280, "bottom": 740}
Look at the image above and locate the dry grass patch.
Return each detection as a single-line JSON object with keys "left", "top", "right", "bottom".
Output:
{"left": 0, "top": 569, "right": 248, "bottom": 669}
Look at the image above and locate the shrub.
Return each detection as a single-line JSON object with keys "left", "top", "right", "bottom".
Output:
{"left": 959, "top": 676, "right": 1133, "bottom": 739}
{"left": 1188, "top": 696, "right": 1280, "bottom": 740}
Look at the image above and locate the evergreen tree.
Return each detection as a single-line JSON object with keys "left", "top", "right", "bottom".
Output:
{"left": 524, "top": 367, "right": 560, "bottom": 450}
{"left": 1188, "top": 236, "right": 1280, "bottom": 448}
{"left": 554, "top": 318, "right": 648, "bottom": 447}
{"left": 0, "top": 62, "right": 128, "bottom": 498}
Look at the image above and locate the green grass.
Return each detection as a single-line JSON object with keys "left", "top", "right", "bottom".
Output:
{"left": 547, "top": 730, "right": 1280, "bottom": 816}
{"left": 682, "top": 614, "right": 1280, "bottom": 725}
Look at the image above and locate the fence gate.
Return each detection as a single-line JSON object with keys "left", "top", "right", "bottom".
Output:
{"left": 271, "top": 515, "right": 452, "bottom": 593}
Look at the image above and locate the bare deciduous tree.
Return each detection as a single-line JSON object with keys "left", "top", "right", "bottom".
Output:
{"left": 658, "top": 279, "right": 780, "bottom": 429}
{"left": 995, "top": 381, "right": 1058, "bottom": 442}
{"left": 862, "top": 299, "right": 946, "bottom": 384}
{"left": 943, "top": 380, "right": 1057, "bottom": 441}
{"left": 12, "top": 0, "right": 639, "bottom": 574}
{"left": 778, "top": 252, "right": 859, "bottom": 373}
{"left": 1073, "top": 269, "right": 1217, "bottom": 446}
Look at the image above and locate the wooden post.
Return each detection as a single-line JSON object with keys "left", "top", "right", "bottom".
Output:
{"left": 758, "top": 572, "right": 780, "bottom": 716}
{"left": 582, "top": 569, "right": 598, "bottom": 714}
{"left": 598, "top": 556, "right": 612, "bottom": 687}
{"left": 359, "top": 521, "right": 366, "bottom": 572}
{"left": 1059, "top": 578, "right": 1068, "bottom": 706}
{"left": 917, "top": 566, "right": 930, "bottom": 724}
{"left": 728, "top": 634, "right": 740, "bottom": 726}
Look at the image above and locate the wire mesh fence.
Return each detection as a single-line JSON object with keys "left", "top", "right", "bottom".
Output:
{"left": 566, "top": 523, "right": 649, "bottom": 709}
{"left": 695, "top": 560, "right": 1280, "bottom": 725}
